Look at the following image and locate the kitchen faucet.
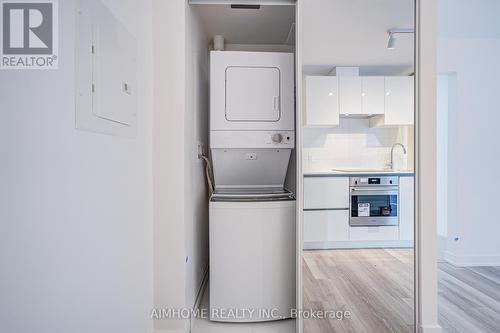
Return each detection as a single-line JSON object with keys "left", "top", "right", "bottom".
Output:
{"left": 390, "top": 143, "right": 407, "bottom": 170}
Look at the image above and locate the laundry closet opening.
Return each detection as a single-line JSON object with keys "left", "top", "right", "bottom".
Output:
{"left": 186, "top": 2, "right": 297, "bottom": 331}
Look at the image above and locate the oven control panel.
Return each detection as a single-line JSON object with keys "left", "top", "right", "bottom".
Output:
{"left": 350, "top": 176, "right": 399, "bottom": 187}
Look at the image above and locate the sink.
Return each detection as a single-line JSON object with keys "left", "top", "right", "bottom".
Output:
{"left": 330, "top": 168, "right": 412, "bottom": 173}
{"left": 304, "top": 169, "right": 414, "bottom": 176}
{"left": 331, "top": 168, "right": 392, "bottom": 172}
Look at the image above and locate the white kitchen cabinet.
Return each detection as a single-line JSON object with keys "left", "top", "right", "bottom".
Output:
{"left": 339, "top": 76, "right": 362, "bottom": 115}
{"left": 382, "top": 76, "right": 414, "bottom": 126}
{"left": 303, "top": 177, "right": 350, "bottom": 209}
{"left": 305, "top": 76, "right": 339, "bottom": 126}
{"left": 349, "top": 226, "right": 399, "bottom": 241}
{"left": 361, "top": 77, "right": 385, "bottom": 115}
{"left": 306, "top": 75, "right": 412, "bottom": 125}
{"left": 399, "top": 176, "right": 414, "bottom": 241}
{"left": 303, "top": 210, "right": 349, "bottom": 242}
{"left": 339, "top": 76, "right": 384, "bottom": 115}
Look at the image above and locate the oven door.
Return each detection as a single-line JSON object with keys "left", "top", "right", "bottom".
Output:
{"left": 350, "top": 187, "right": 399, "bottom": 226}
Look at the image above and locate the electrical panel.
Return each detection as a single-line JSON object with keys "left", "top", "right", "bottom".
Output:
{"left": 75, "top": 0, "right": 137, "bottom": 137}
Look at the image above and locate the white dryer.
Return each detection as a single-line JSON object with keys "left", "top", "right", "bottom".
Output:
{"left": 209, "top": 51, "right": 296, "bottom": 322}
{"left": 210, "top": 51, "right": 294, "bottom": 132}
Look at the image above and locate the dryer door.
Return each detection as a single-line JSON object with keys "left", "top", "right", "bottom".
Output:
{"left": 225, "top": 66, "right": 280, "bottom": 122}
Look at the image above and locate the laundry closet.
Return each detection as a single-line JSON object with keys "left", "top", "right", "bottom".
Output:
{"left": 186, "top": 1, "right": 297, "bottom": 326}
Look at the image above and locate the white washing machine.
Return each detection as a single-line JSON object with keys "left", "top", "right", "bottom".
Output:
{"left": 209, "top": 198, "right": 296, "bottom": 322}
{"left": 209, "top": 51, "right": 296, "bottom": 322}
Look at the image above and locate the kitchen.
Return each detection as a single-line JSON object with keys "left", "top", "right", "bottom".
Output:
{"left": 303, "top": 71, "right": 415, "bottom": 250}
{"left": 300, "top": 0, "right": 416, "bottom": 331}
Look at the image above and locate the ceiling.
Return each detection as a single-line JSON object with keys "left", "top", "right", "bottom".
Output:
{"left": 191, "top": 4, "right": 295, "bottom": 45}
{"left": 302, "top": 0, "right": 415, "bottom": 75}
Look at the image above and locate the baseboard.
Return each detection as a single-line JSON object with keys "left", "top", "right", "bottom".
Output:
{"left": 419, "top": 324, "right": 442, "bottom": 333}
{"left": 304, "top": 240, "right": 414, "bottom": 250}
{"left": 445, "top": 251, "right": 500, "bottom": 266}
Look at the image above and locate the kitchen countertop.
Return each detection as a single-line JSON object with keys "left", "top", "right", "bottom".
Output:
{"left": 304, "top": 169, "right": 415, "bottom": 177}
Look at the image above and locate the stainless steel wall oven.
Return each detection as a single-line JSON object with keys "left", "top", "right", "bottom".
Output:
{"left": 350, "top": 176, "right": 399, "bottom": 226}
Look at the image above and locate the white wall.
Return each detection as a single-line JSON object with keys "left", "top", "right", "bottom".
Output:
{"left": 185, "top": 5, "right": 210, "bottom": 309}
{"left": 438, "top": 0, "right": 500, "bottom": 265}
{"left": 152, "top": 0, "right": 188, "bottom": 332}
{"left": 436, "top": 74, "right": 449, "bottom": 261}
{"left": 303, "top": 119, "right": 411, "bottom": 171}
{"left": 153, "top": 2, "right": 211, "bottom": 332}
{"left": 0, "top": 1, "right": 154, "bottom": 333}
{"left": 224, "top": 44, "right": 295, "bottom": 52}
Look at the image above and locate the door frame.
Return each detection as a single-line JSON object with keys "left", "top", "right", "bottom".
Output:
{"left": 294, "top": 0, "right": 441, "bottom": 332}
{"left": 414, "top": 0, "right": 441, "bottom": 332}
{"left": 295, "top": 1, "right": 303, "bottom": 332}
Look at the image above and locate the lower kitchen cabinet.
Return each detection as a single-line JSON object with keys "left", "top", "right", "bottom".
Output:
{"left": 303, "top": 210, "right": 349, "bottom": 242}
{"left": 349, "top": 226, "right": 399, "bottom": 241}
{"left": 302, "top": 175, "right": 414, "bottom": 249}
{"left": 303, "top": 177, "right": 350, "bottom": 209}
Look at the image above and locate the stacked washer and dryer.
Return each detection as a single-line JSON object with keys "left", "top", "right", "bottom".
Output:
{"left": 209, "top": 51, "right": 296, "bottom": 322}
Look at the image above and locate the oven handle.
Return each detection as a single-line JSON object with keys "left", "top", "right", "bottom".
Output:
{"left": 351, "top": 186, "right": 399, "bottom": 192}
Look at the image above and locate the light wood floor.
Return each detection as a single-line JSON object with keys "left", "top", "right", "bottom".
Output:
{"left": 304, "top": 249, "right": 500, "bottom": 333}
{"left": 438, "top": 263, "right": 500, "bottom": 333}
{"left": 192, "top": 286, "right": 295, "bottom": 333}
{"left": 303, "top": 249, "right": 415, "bottom": 333}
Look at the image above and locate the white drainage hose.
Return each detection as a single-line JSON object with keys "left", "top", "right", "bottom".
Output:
{"left": 199, "top": 155, "right": 214, "bottom": 196}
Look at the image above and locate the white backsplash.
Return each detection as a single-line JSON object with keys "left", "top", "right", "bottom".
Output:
{"left": 303, "top": 118, "right": 413, "bottom": 172}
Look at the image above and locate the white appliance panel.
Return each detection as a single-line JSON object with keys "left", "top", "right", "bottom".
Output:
{"left": 210, "top": 130, "right": 295, "bottom": 149}
{"left": 211, "top": 148, "right": 291, "bottom": 188}
{"left": 209, "top": 200, "right": 296, "bottom": 322}
{"left": 226, "top": 66, "right": 281, "bottom": 122}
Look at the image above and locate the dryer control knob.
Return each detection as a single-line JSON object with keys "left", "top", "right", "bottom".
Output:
{"left": 272, "top": 133, "right": 283, "bottom": 143}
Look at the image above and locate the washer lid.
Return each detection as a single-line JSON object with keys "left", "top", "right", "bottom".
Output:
{"left": 211, "top": 187, "right": 294, "bottom": 202}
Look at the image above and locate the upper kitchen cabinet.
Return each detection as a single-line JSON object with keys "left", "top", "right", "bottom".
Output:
{"left": 362, "top": 77, "right": 385, "bottom": 115}
{"left": 339, "top": 76, "right": 362, "bottom": 115}
{"left": 306, "top": 74, "right": 412, "bottom": 126}
{"left": 339, "top": 76, "right": 385, "bottom": 116}
{"left": 305, "top": 76, "right": 339, "bottom": 127}
{"left": 371, "top": 76, "right": 414, "bottom": 127}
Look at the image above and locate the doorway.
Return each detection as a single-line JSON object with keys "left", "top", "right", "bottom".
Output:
{"left": 299, "top": 0, "right": 416, "bottom": 332}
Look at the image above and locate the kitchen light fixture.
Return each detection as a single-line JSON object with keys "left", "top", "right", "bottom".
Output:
{"left": 387, "top": 28, "right": 414, "bottom": 50}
